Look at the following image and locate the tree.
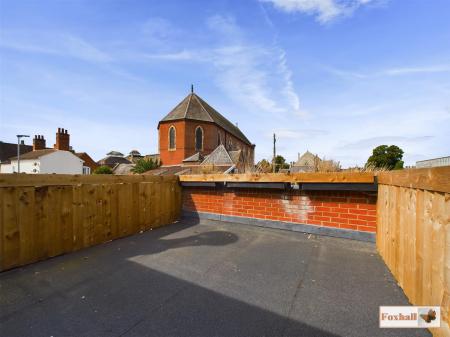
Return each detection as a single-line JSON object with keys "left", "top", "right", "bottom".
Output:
{"left": 131, "top": 158, "right": 160, "bottom": 174}
{"left": 274, "top": 155, "right": 290, "bottom": 172}
{"left": 366, "top": 145, "right": 404, "bottom": 170}
{"left": 94, "top": 165, "right": 113, "bottom": 174}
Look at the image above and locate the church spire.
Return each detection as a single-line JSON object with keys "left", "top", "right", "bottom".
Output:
{"left": 191, "top": 84, "right": 194, "bottom": 93}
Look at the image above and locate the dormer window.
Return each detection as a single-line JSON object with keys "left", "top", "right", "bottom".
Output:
{"left": 169, "top": 125, "right": 176, "bottom": 150}
{"left": 195, "top": 126, "right": 203, "bottom": 151}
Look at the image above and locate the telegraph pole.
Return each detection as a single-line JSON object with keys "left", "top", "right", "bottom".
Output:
{"left": 272, "top": 133, "right": 276, "bottom": 173}
{"left": 16, "top": 135, "right": 30, "bottom": 173}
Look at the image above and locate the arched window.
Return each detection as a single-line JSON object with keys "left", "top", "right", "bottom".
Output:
{"left": 168, "top": 126, "right": 176, "bottom": 150}
{"left": 195, "top": 126, "right": 203, "bottom": 151}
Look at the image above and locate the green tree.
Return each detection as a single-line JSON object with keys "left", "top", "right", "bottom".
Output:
{"left": 131, "top": 158, "right": 159, "bottom": 174}
{"left": 94, "top": 165, "right": 113, "bottom": 174}
{"left": 366, "top": 145, "right": 404, "bottom": 170}
{"left": 274, "top": 155, "right": 290, "bottom": 172}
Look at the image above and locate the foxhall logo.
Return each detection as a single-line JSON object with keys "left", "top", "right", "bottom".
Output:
{"left": 380, "top": 306, "right": 440, "bottom": 328}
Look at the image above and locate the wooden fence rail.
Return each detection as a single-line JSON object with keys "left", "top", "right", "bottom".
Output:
{"left": 0, "top": 174, "right": 181, "bottom": 272}
{"left": 377, "top": 167, "right": 450, "bottom": 337}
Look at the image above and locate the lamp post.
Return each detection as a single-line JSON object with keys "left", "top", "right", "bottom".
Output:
{"left": 16, "top": 135, "right": 30, "bottom": 173}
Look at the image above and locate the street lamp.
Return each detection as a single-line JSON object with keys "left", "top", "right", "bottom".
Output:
{"left": 16, "top": 135, "right": 30, "bottom": 173}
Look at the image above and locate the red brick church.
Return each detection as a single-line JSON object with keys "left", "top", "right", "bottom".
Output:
{"left": 157, "top": 88, "right": 255, "bottom": 173}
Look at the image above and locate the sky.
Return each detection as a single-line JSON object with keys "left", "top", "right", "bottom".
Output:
{"left": 1, "top": 0, "right": 449, "bottom": 167}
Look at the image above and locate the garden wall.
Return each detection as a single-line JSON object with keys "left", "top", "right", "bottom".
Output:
{"left": 180, "top": 173, "right": 377, "bottom": 241}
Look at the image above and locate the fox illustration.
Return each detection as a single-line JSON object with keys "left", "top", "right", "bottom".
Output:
{"left": 420, "top": 309, "right": 436, "bottom": 323}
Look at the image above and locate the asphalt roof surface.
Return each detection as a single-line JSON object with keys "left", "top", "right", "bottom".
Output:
{"left": 0, "top": 219, "right": 430, "bottom": 337}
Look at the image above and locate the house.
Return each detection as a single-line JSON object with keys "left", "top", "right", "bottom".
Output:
{"left": 416, "top": 156, "right": 450, "bottom": 168}
{"left": 2, "top": 149, "right": 84, "bottom": 174}
{"left": 0, "top": 141, "right": 32, "bottom": 165}
{"left": 97, "top": 151, "right": 132, "bottom": 168}
{"left": 75, "top": 152, "right": 99, "bottom": 174}
{"left": 143, "top": 153, "right": 160, "bottom": 164}
{"left": 291, "top": 151, "right": 321, "bottom": 173}
{"left": 153, "top": 88, "right": 255, "bottom": 174}
{"left": 1, "top": 128, "right": 95, "bottom": 174}
{"left": 126, "top": 150, "right": 143, "bottom": 163}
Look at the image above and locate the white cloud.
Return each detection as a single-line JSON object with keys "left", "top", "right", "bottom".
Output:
{"left": 128, "top": 15, "right": 303, "bottom": 118}
{"left": 0, "top": 31, "right": 112, "bottom": 62}
{"left": 136, "top": 50, "right": 196, "bottom": 61}
{"left": 261, "top": 0, "right": 376, "bottom": 23}
{"left": 205, "top": 15, "right": 303, "bottom": 117}
{"left": 382, "top": 65, "right": 450, "bottom": 76}
{"left": 323, "top": 63, "right": 450, "bottom": 80}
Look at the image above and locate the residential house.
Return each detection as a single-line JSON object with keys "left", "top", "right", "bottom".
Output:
{"left": 75, "top": 152, "right": 99, "bottom": 174}
{"left": 0, "top": 141, "right": 32, "bottom": 165}
{"left": 97, "top": 151, "right": 132, "bottom": 168}
{"left": 0, "top": 128, "right": 92, "bottom": 174}
{"left": 291, "top": 151, "right": 321, "bottom": 173}
{"left": 2, "top": 149, "right": 84, "bottom": 174}
{"left": 416, "top": 156, "right": 450, "bottom": 168}
{"left": 126, "top": 150, "right": 143, "bottom": 164}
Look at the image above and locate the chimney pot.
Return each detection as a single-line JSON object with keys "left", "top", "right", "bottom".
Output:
{"left": 55, "top": 127, "right": 70, "bottom": 150}
{"left": 33, "top": 134, "right": 46, "bottom": 150}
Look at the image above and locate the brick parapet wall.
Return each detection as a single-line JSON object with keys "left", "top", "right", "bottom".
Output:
{"left": 182, "top": 187, "right": 377, "bottom": 233}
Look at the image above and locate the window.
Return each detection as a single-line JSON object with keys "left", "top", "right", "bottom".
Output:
{"left": 168, "top": 126, "right": 176, "bottom": 150}
{"left": 82, "top": 166, "right": 91, "bottom": 175}
{"left": 195, "top": 126, "right": 203, "bottom": 151}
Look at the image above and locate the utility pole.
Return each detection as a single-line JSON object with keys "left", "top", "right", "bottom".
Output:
{"left": 272, "top": 133, "right": 276, "bottom": 173}
{"left": 16, "top": 135, "right": 30, "bottom": 173}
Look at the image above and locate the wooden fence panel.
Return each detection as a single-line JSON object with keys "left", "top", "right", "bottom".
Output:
{"left": 0, "top": 175, "right": 181, "bottom": 272}
{"left": 377, "top": 167, "right": 450, "bottom": 337}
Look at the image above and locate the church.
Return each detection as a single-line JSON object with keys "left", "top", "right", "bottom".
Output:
{"left": 155, "top": 88, "right": 255, "bottom": 174}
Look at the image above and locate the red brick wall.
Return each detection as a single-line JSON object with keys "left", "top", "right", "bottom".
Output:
{"left": 159, "top": 121, "right": 187, "bottom": 165}
{"left": 159, "top": 120, "right": 254, "bottom": 166}
{"left": 183, "top": 187, "right": 377, "bottom": 233}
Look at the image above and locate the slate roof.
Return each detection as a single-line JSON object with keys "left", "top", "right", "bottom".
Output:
{"left": 228, "top": 150, "right": 242, "bottom": 164}
{"left": 129, "top": 150, "right": 142, "bottom": 156}
{"left": 112, "top": 163, "right": 135, "bottom": 175}
{"left": 106, "top": 151, "right": 124, "bottom": 157}
{"left": 98, "top": 156, "right": 131, "bottom": 167}
{"left": 9, "top": 149, "right": 57, "bottom": 160}
{"left": 201, "top": 145, "right": 234, "bottom": 166}
{"left": 0, "top": 141, "right": 32, "bottom": 163}
{"left": 160, "top": 93, "right": 252, "bottom": 146}
{"left": 182, "top": 152, "right": 204, "bottom": 163}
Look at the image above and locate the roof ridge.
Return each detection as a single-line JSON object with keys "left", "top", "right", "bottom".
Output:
{"left": 223, "top": 145, "right": 234, "bottom": 164}
{"left": 184, "top": 93, "right": 193, "bottom": 118}
{"left": 201, "top": 144, "right": 233, "bottom": 165}
{"left": 193, "top": 93, "right": 211, "bottom": 119}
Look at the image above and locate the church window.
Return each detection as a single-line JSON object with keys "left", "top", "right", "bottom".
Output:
{"left": 195, "top": 126, "right": 203, "bottom": 151}
{"left": 168, "top": 126, "right": 176, "bottom": 150}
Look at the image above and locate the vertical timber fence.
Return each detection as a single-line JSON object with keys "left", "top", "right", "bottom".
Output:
{"left": 377, "top": 167, "right": 450, "bottom": 336}
{"left": 0, "top": 174, "right": 181, "bottom": 272}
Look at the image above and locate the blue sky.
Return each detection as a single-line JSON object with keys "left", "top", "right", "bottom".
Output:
{"left": 1, "top": 0, "right": 449, "bottom": 167}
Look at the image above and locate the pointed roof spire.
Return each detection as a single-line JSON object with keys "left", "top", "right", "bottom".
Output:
{"left": 159, "top": 91, "right": 252, "bottom": 145}
{"left": 191, "top": 84, "right": 194, "bottom": 93}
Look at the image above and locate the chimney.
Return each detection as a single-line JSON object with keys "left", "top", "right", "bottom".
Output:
{"left": 54, "top": 128, "right": 70, "bottom": 151}
{"left": 33, "top": 135, "right": 46, "bottom": 151}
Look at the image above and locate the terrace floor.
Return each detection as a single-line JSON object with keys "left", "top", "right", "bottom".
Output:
{"left": 0, "top": 219, "right": 429, "bottom": 337}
